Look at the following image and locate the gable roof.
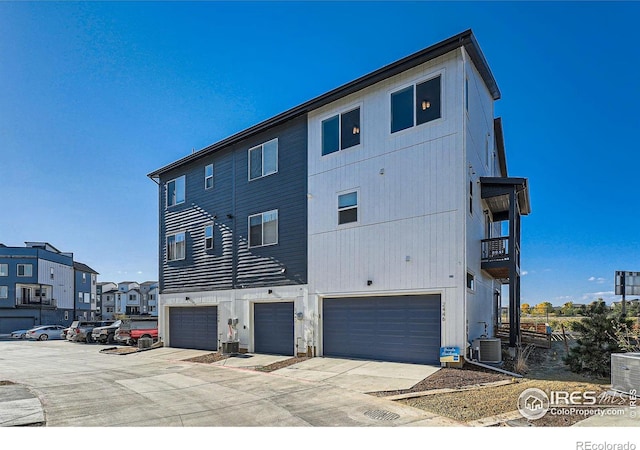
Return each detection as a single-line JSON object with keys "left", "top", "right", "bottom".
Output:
{"left": 148, "top": 29, "right": 499, "bottom": 179}
{"left": 73, "top": 261, "right": 99, "bottom": 274}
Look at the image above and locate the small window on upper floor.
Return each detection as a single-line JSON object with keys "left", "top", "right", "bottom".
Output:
{"left": 167, "top": 232, "right": 186, "bottom": 261}
{"left": 166, "top": 176, "right": 185, "bottom": 207}
{"left": 82, "top": 273, "right": 86, "bottom": 283}
{"left": 17, "top": 264, "right": 32, "bottom": 277}
{"left": 248, "top": 210, "right": 278, "bottom": 248}
{"left": 338, "top": 191, "right": 358, "bottom": 225}
{"left": 0, "top": 264, "right": 7, "bottom": 277}
{"left": 322, "top": 107, "right": 360, "bottom": 156}
{"left": 391, "top": 75, "right": 441, "bottom": 133}
{"left": 205, "top": 164, "right": 214, "bottom": 190}
{"left": 50, "top": 267, "right": 54, "bottom": 279}
{"left": 249, "top": 138, "right": 278, "bottom": 181}
{"left": 205, "top": 224, "right": 214, "bottom": 250}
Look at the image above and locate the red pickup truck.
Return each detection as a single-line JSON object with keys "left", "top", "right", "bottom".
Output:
{"left": 129, "top": 327, "right": 158, "bottom": 346}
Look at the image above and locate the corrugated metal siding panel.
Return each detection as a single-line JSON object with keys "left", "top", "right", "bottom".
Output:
{"left": 323, "top": 295, "right": 441, "bottom": 364}
{"left": 159, "top": 116, "right": 308, "bottom": 293}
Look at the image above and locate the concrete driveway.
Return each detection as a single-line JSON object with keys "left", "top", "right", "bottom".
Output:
{"left": 0, "top": 340, "right": 459, "bottom": 427}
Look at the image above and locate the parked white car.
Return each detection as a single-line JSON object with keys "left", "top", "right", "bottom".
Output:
{"left": 26, "top": 325, "right": 66, "bottom": 341}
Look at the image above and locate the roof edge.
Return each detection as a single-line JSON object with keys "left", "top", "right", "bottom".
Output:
{"left": 148, "top": 29, "right": 499, "bottom": 178}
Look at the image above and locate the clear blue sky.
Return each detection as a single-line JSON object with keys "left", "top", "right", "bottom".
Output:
{"left": 1, "top": 1, "right": 639, "bottom": 306}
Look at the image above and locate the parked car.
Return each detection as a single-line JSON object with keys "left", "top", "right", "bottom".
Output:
{"left": 10, "top": 329, "right": 30, "bottom": 339}
{"left": 61, "top": 327, "right": 69, "bottom": 339}
{"left": 26, "top": 325, "right": 66, "bottom": 341}
{"left": 114, "top": 317, "right": 158, "bottom": 345}
{"left": 91, "top": 320, "right": 122, "bottom": 344}
{"left": 67, "top": 320, "right": 114, "bottom": 343}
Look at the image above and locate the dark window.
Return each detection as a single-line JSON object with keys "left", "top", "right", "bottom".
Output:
{"left": 391, "top": 86, "right": 414, "bottom": 133}
{"left": 469, "top": 180, "right": 473, "bottom": 215}
{"left": 467, "top": 272, "right": 475, "bottom": 291}
{"left": 249, "top": 139, "right": 278, "bottom": 180}
{"left": 322, "top": 108, "right": 361, "bottom": 156}
{"left": 341, "top": 108, "right": 360, "bottom": 150}
{"left": 167, "top": 176, "right": 185, "bottom": 207}
{"left": 322, "top": 115, "right": 340, "bottom": 155}
{"left": 249, "top": 146, "right": 262, "bottom": 180}
{"left": 248, "top": 210, "right": 278, "bottom": 248}
{"left": 338, "top": 192, "right": 358, "bottom": 225}
{"left": 416, "top": 76, "right": 441, "bottom": 125}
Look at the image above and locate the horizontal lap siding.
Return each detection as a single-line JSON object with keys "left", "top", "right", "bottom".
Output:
{"left": 159, "top": 116, "right": 307, "bottom": 293}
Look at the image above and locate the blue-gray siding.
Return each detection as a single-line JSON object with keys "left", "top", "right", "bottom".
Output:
{"left": 322, "top": 295, "right": 442, "bottom": 365}
{"left": 254, "top": 302, "right": 294, "bottom": 355}
{"left": 159, "top": 115, "right": 308, "bottom": 293}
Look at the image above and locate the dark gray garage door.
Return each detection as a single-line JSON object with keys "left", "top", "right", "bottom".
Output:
{"left": 0, "top": 317, "right": 36, "bottom": 334}
{"left": 169, "top": 306, "right": 218, "bottom": 351}
{"left": 254, "top": 302, "right": 294, "bottom": 355}
{"left": 323, "top": 295, "right": 441, "bottom": 365}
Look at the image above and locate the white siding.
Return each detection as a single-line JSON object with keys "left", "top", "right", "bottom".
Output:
{"left": 37, "top": 260, "right": 73, "bottom": 309}
{"left": 463, "top": 46, "right": 500, "bottom": 341}
{"left": 308, "top": 50, "right": 471, "bottom": 350}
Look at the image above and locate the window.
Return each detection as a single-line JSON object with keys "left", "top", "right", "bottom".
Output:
{"left": 64, "top": 311, "right": 69, "bottom": 320}
{"left": 50, "top": 267, "right": 54, "bottom": 279}
{"left": 469, "top": 180, "right": 474, "bottom": 215}
{"left": 166, "top": 176, "right": 185, "bottom": 207}
{"left": 338, "top": 191, "right": 358, "bottom": 225}
{"left": 205, "top": 164, "right": 214, "bottom": 189}
{"left": 205, "top": 224, "right": 214, "bottom": 250}
{"left": 0, "top": 264, "right": 7, "bottom": 276}
{"left": 248, "top": 210, "right": 278, "bottom": 248}
{"left": 17, "top": 264, "right": 32, "bottom": 277}
{"left": 82, "top": 273, "right": 86, "bottom": 282}
{"left": 467, "top": 272, "right": 475, "bottom": 291}
{"left": 129, "top": 294, "right": 135, "bottom": 301}
{"left": 391, "top": 75, "right": 441, "bottom": 133}
{"left": 465, "top": 77, "right": 469, "bottom": 112}
{"left": 79, "top": 293, "right": 83, "bottom": 302}
{"left": 167, "top": 232, "right": 186, "bottom": 261}
{"left": 249, "top": 138, "right": 278, "bottom": 180}
{"left": 321, "top": 107, "right": 360, "bottom": 155}
{"left": 0, "top": 286, "right": 7, "bottom": 299}
{"left": 84, "top": 293, "right": 91, "bottom": 303}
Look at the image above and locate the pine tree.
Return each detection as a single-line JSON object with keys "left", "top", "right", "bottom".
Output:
{"left": 563, "top": 299, "right": 632, "bottom": 378}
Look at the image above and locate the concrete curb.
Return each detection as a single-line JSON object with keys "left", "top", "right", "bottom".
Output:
{"left": 382, "top": 379, "right": 516, "bottom": 401}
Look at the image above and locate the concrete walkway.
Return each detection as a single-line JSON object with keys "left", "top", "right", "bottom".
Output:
{"left": 0, "top": 383, "right": 45, "bottom": 426}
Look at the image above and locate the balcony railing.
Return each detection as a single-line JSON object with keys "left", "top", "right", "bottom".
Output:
{"left": 16, "top": 298, "right": 57, "bottom": 308}
{"left": 481, "top": 237, "right": 509, "bottom": 262}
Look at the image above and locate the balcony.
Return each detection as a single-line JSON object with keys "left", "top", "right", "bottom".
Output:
{"left": 16, "top": 298, "right": 57, "bottom": 308}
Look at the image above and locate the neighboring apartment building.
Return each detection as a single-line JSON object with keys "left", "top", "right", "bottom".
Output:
{"left": 73, "top": 262, "right": 98, "bottom": 320}
{"left": 0, "top": 242, "right": 99, "bottom": 333}
{"left": 140, "top": 281, "right": 159, "bottom": 316}
{"left": 97, "top": 282, "right": 118, "bottom": 319}
{"left": 148, "top": 30, "right": 530, "bottom": 364}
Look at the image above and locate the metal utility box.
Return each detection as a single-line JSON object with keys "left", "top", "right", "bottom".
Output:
{"left": 611, "top": 353, "right": 640, "bottom": 394}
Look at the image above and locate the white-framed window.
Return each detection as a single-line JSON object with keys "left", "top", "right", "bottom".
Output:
{"left": 17, "top": 264, "right": 32, "bottom": 277}
{"left": 205, "top": 224, "right": 214, "bottom": 250}
{"left": 50, "top": 267, "right": 54, "bottom": 279}
{"left": 0, "top": 286, "right": 7, "bottom": 299}
{"left": 78, "top": 292, "right": 83, "bottom": 302}
{"left": 338, "top": 191, "right": 358, "bottom": 225}
{"left": 467, "top": 272, "right": 475, "bottom": 291}
{"left": 64, "top": 311, "right": 69, "bottom": 320}
{"left": 248, "top": 210, "right": 278, "bottom": 248}
{"left": 248, "top": 138, "right": 278, "bottom": 180}
{"left": 82, "top": 273, "right": 86, "bottom": 282}
{"left": 0, "top": 264, "right": 7, "bottom": 277}
{"left": 166, "top": 175, "right": 186, "bottom": 207}
{"left": 390, "top": 74, "right": 442, "bottom": 133}
{"left": 205, "top": 164, "right": 214, "bottom": 189}
{"left": 321, "top": 107, "right": 361, "bottom": 156}
{"left": 84, "top": 293, "right": 91, "bottom": 303}
{"left": 167, "top": 232, "right": 186, "bottom": 261}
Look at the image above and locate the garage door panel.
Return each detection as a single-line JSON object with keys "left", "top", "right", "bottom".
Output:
{"left": 0, "top": 317, "right": 36, "bottom": 334}
{"left": 323, "top": 295, "right": 441, "bottom": 365}
{"left": 254, "top": 302, "right": 293, "bottom": 356}
{"left": 169, "top": 306, "right": 218, "bottom": 351}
